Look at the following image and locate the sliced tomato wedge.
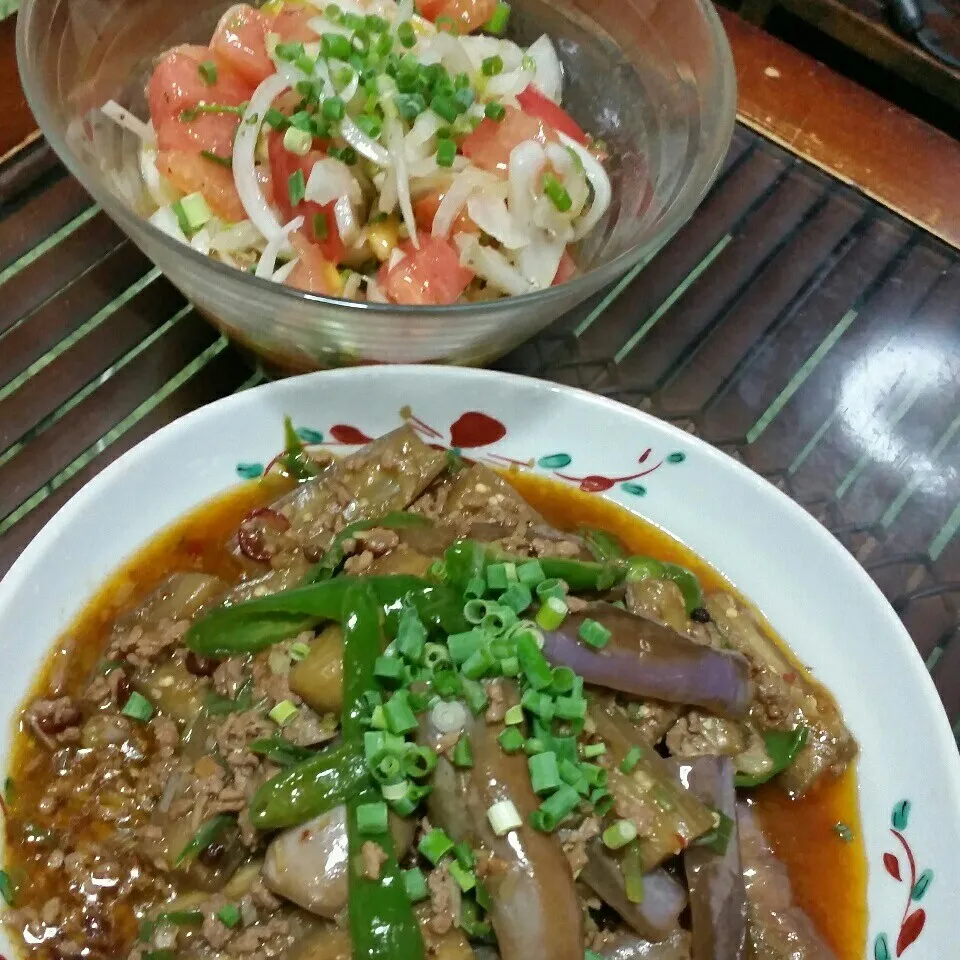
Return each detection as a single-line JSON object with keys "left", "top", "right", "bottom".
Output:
{"left": 460, "top": 106, "right": 556, "bottom": 176}
{"left": 148, "top": 44, "right": 253, "bottom": 155}
{"left": 211, "top": 4, "right": 274, "bottom": 86}
{"left": 156, "top": 150, "right": 246, "bottom": 222}
{"left": 553, "top": 249, "right": 577, "bottom": 286}
{"left": 378, "top": 234, "right": 474, "bottom": 305}
{"left": 286, "top": 234, "right": 342, "bottom": 296}
{"left": 516, "top": 87, "right": 589, "bottom": 146}
{"left": 415, "top": 0, "right": 496, "bottom": 33}
{"left": 267, "top": 132, "right": 345, "bottom": 263}
{"left": 270, "top": 4, "right": 320, "bottom": 42}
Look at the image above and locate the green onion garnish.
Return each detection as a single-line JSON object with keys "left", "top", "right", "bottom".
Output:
{"left": 283, "top": 125, "right": 312, "bottom": 156}
{"left": 397, "top": 20, "right": 416, "bottom": 48}
{"left": 356, "top": 800, "right": 389, "bottom": 835}
{"left": 528, "top": 750, "right": 560, "bottom": 795}
{"left": 268, "top": 699, "right": 299, "bottom": 726}
{"left": 483, "top": 0, "right": 511, "bottom": 34}
{"left": 436, "top": 138, "right": 457, "bottom": 168}
{"left": 543, "top": 173, "right": 573, "bottom": 213}
{"left": 620, "top": 746, "right": 643, "bottom": 774}
{"left": 402, "top": 867, "right": 429, "bottom": 902}
{"left": 452, "top": 735, "right": 473, "bottom": 768}
{"left": 430, "top": 94, "right": 460, "bottom": 123}
{"left": 602, "top": 818, "right": 638, "bottom": 850}
{"left": 534, "top": 783, "right": 580, "bottom": 831}
{"left": 419, "top": 827, "right": 454, "bottom": 864}
{"left": 287, "top": 169, "right": 306, "bottom": 207}
{"left": 275, "top": 41, "right": 305, "bottom": 62}
{"left": 487, "top": 799, "right": 522, "bottom": 836}
{"left": 200, "top": 150, "right": 232, "bottom": 169}
{"left": 535, "top": 596, "right": 568, "bottom": 631}
{"left": 217, "top": 904, "right": 241, "bottom": 928}
{"left": 322, "top": 96, "right": 346, "bottom": 121}
{"left": 497, "top": 727, "right": 524, "bottom": 754}
{"left": 121, "top": 691, "right": 153, "bottom": 722}
{"left": 482, "top": 55, "right": 504, "bottom": 76}
{"left": 198, "top": 60, "right": 218, "bottom": 85}
{"left": 264, "top": 107, "right": 289, "bottom": 130}
{"left": 383, "top": 691, "right": 419, "bottom": 735}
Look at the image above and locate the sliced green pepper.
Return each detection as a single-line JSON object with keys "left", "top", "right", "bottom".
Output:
{"left": 735, "top": 726, "right": 809, "bottom": 788}
{"left": 173, "top": 814, "right": 235, "bottom": 866}
{"left": 248, "top": 739, "right": 369, "bottom": 829}
{"left": 186, "top": 575, "right": 466, "bottom": 656}
{"left": 579, "top": 526, "right": 627, "bottom": 562}
{"left": 247, "top": 734, "right": 318, "bottom": 767}
{"left": 277, "top": 416, "right": 322, "bottom": 482}
{"left": 625, "top": 555, "right": 704, "bottom": 614}
{"left": 300, "top": 512, "right": 433, "bottom": 585}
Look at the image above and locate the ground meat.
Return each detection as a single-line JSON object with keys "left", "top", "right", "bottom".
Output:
{"left": 558, "top": 817, "right": 601, "bottom": 877}
{"left": 565, "top": 595, "right": 588, "bottom": 613}
{"left": 212, "top": 658, "right": 247, "bottom": 700}
{"left": 530, "top": 537, "right": 581, "bottom": 558}
{"left": 149, "top": 716, "right": 180, "bottom": 758}
{"left": 426, "top": 863, "right": 461, "bottom": 935}
{"left": 361, "top": 841, "right": 388, "bottom": 880}
{"left": 353, "top": 527, "right": 401, "bottom": 556}
{"left": 409, "top": 482, "right": 451, "bottom": 521}
{"left": 107, "top": 619, "right": 189, "bottom": 669}
{"left": 484, "top": 679, "right": 507, "bottom": 724}
{"left": 664, "top": 710, "right": 747, "bottom": 757}
{"left": 84, "top": 668, "right": 131, "bottom": 708}
{"left": 25, "top": 697, "right": 82, "bottom": 748}
{"left": 201, "top": 912, "right": 232, "bottom": 949}
{"left": 282, "top": 710, "right": 336, "bottom": 747}
{"left": 621, "top": 698, "right": 682, "bottom": 745}
{"left": 344, "top": 550, "right": 374, "bottom": 574}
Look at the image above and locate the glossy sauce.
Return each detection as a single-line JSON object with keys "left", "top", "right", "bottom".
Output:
{"left": 6, "top": 470, "right": 866, "bottom": 959}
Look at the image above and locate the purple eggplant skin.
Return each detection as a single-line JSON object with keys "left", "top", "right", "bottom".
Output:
{"left": 737, "top": 803, "right": 839, "bottom": 959}
{"left": 580, "top": 839, "right": 687, "bottom": 942}
{"left": 543, "top": 603, "right": 751, "bottom": 720}
{"left": 420, "top": 705, "right": 583, "bottom": 960}
{"left": 672, "top": 757, "right": 748, "bottom": 960}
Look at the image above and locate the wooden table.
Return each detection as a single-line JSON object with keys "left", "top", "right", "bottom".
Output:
{"left": 1, "top": 9, "right": 958, "bottom": 737}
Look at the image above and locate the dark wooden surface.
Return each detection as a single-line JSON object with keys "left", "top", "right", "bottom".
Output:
{"left": 0, "top": 9, "right": 958, "bottom": 735}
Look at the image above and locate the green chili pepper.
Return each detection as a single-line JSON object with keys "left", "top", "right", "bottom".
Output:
{"left": 278, "top": 416, "right": 322, "bottom": 481}
{"left": 341, "top": 580, "right": 386, "bottom": 738}
{"left": 173, "top": 814, "right": 235, "bottom": 866}
{"left": 347, "top": 788, "right": 425, "bottom": 960}
{"left": 625, "top": 556, "right": 704, "bottom": 614}
{"left": 691, "top": 810, "right": 735, "bottom": 855}
{"left": 248, "top": 740, "right": 369, "bottom": 829}
{"left": 248, "top": 735, "right": 318, "bottom": 767}
{"left": 444, "top": 539, "right": 626, "bottom": 593}
{"left": 579, "top": 527, "right": 627, "bottom": 562}
{"left": 301, "top": 513, "right": 432, "bottom": 585}
{"left": 735, "top": 726, "right": 809, "bottom": 788}
{"left": 186, "top": 576, "right": 466, "bottom": 656}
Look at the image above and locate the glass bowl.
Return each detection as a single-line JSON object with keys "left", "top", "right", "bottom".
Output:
{"left": 17, "top": 0, "right": 736, "bottom": 373}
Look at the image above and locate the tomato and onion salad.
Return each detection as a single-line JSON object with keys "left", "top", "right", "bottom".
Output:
{"left": 101, "top": 0, "right": 612, "bottom": 305}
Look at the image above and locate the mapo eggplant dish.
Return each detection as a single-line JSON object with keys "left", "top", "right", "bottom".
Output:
{"left": 3, "top": 423, "right": 865, "bottom": 960}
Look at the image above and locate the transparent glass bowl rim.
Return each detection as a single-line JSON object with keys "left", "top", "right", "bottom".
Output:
{"left": 16, "top": 0, "right": 737, "bottom": 318}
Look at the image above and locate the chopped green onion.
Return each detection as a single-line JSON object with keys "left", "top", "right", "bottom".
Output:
{"left": 486, "top": 562, "right": 517, "bottom": 591}
{"left": 198, "top": 60, "right": 219, "bottom": 86}
{"left": 430, "top": 93, "right": 460, "bottom": 123}
{"left": 383, "top": 692, "right": 419, "bottom": 735}
{"left": 483, "top": 0, "right": 511, "bottom": 34}
{"left": 499, "top": 583, "right": 532, "bottom": 614}
{"left": 431, "top": 669, "right": 462, "bottom": 699}
{"left": 403, "top": 744, "right": 437, "bottom": 778}
{"left": 462, "top": 677, "right": 489, "bottom": 715}
{"left": 516, "top": 631, "right": 553, "bottom": 690}
{"left": 397, "top": 20, "right": 416, "bottom": 47}
{"left": 452, "top": 735, "right": 473, "bottom": 768}
{"left": 0, "top": 871, "right": 15, "bottom": 906}
{"left": 419, "top": 828, "right": 455, "bottom": 864}
{"left": 322, "top": 96, "right": 346, "bottom": 121}
{"left": 591, "top": 789, "right": 615, "bottom": 816}
{"left": 395, "top": 93, "right": 426, "bottom": 120}
{"left": 402, "top": 867, "right": 429, "bottom": 902}
{"left": 554, "top": 695, "right": 586, "bottom": 721}
{"left": 461, "top": 647, "right": 494, "bottom": 680}
{"left": 551, "top": 666, "right": 576, "bottom": 694}
{"left": 558, "top": 757, "right": 583, "bottom": 787}
{"left": 536, "top": 596, "right": 568, "bottom": 631}
{"left": 484, "top": 101, "right": 506, "bottom": 122}
{"left": 289, "top": 640, "right": 311, "bottom": 662}
{"left": 694, "top": 811, "right": 735, "bottom": 855}
{"left": 321, "top": 33, "right": 352, "bottom": 60}
{"left": 582, "top": 742, "right": 607, "bottom": 759}
{"left": 295, "top": 52, "right": 316, "bottom": 75}
{"left": 464, "top": 576, "right": 487, "bottom": 600}
{"left": 834, "top": 821, "right": 854, "bottom": 843}
{"left": 287, "top": 169, "right": 306, "bottom": 207}
{"left": 356, "top": 800, "right": 389, "bottom": 835}
{"left": 487, "top": 799, "right": 522, "bottom": 836}
{"left": 481, "top": 54, "right": 504, "bottom": 76}
{"left": 535, "top": 784, "right": 580, "bottom": 831}
{"left": 482, "top": 606, "right": 517, "bottom": 636}
{"left": 623, "top": 843, "right": 645, "bottom": 903}
{"left": 515, "top": 560, "right": 544, "bottom": 587}
{"left": 497, "top": 727, "right": 524, "bottom": 754}
{"left": 602, "top": 819, "right": 638, "bottom": 850}
{"left": 121, "top": 691, "right": 154, "bottom": 722}
{"left": 448, "top": 630, "right": 485, "bottom": 665}
{"left": 365, "top": 13, "right": 389, "bottom": 31}
{"left": 174, "top": 814, "right": 234, "bottom": 866}
{"left": 504, "top": 704, "right": 524, "bottom": 726}
{"left": 424, "top": 643, "right": 451, "bottom": 670}
{"left": 217, "top": 903, "right": 241, "bottom": 928}
{"left": 523, "top": 736, "right": 546, "bottom": 756}
{"left": 528, "top": 750, "right": 560, "bottom": 795}
{"left": 436, "top": 137, "right": 457, "bottom": 168}
{"left": 579, "top": 618, "right": 611, "bottom": 649}
{"left": 397, "top": 613, "right": 427, "bottom": 664}
{"left": 355, "top": 113, "right": 383, "bottom": 139}
{"left": 283, "top": 125, "right": 313, "bottom": 156}
{"left": 535, "top": 578, "right": 566, "bottom": 601}
{"left": 463, "top": 599, "right": 491, "bottom": 625}
{"left": 312, "top": 212, "right": 329, "bottom": 240}
{"left": 448, "top": 860, "right": 476, "bottom": 892}
{"left": 620, "top": 746, "right": 643, "bottom": 774}
{"left": 500, "top": 655, "right": 520, "bottom": 677}
{"left": 374, "top": 655, "right": 406, "bottom": 688}
{"left": 269, "top": 699, "right": 299, "bottom": 726}
{"left": 171, "top": 192, "right": 213, "bottom": 234}
{"left": 275, "top": 41, "right": 305, "bottom": 62}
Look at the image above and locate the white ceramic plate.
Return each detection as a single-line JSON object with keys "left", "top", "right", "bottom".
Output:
{"left": 0, "top": 366, "right": 957, "bottom": 958}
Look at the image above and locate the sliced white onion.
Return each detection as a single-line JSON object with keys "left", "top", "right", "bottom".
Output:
{"left": 149, "top": 205, "right": 187, "bottom": 244}
{"left": 421, "top": 32, "right": 474, "bottom": 77}
{"left": 256, "top": 216, "right": 304, "bottom": 279}
{"left": 139, "top": 144, "right": 178, "bottom": 208}
{"left": 341, "top": 271, "right": 363, "bottom": 298}
{"left": 532, "top": 196, "right": 575, "bottom": 242}
{"left": 387, "top": 247, "right": 407, "bottom": 272}
{"left": 234, "top": 73, "right": 290, "bottom": 240}
{"left": 329, "top": 58, "right": 360, "bottom": 102}
{"left": 507, "top": 140, "right": 546, "bottom": 228}
{"left": 340, "top": 115, "right": 392, "bottom": 167}
{"left": 558, "top": 132, "right": 612, "bottom": 240}
{"left": 307, "top": 15, "right": 351, "bottom": 35}
{"left": 454, "top": 233, "right": 535, "bottom": 297}
{"left": 393, "top": 0, "right": 414, "bottom": 29}
{"left": 209, "top": 220, "right": 265, "bottom": 253}
{"left": 516, "top": 233, "right": 565, "bottom": 289}
{"left": 408, "top": 155, "right": 469, "bottom": 179}
{"left": 102, "top": 100, "right": 156, "bottom": 144}
{"left": 272, "top": 257, "right": 300, "bottom": 283}
{"left": 484, "top": 66, "right": 534, "bottom": 99}
{"left": 377, "top": 167, "right": 398, "bottom": 214}
{"left": 306, "top": 158, "right": 363, "bottom": 206}
{"left": 366, "top": 276, "right": 390, "bottom": 302}
{"left": 333, "top": 195, "right": 361, "bottom": 246}
{"left": 405, "top": 110, "right": 444, "bottom": 162}
{"left": 386, "top": 117, "right": 419, "bottom": 248}
{"left": 466, "top": 194, "right": 527, "bottom": 249}
{"left": 265, "top": 32, "right": 316, "bottom": 86}
{"left": 459, "top": 36, "right": 524, "bottom": 72}
{"left": 432, "top": 167, "right": 488, "bottom": 238}
{"left": 190, "top": 226, "right": 213, "bottom": 256}
{"left": 526, "top": 35, "right": 563, "bottom": 103}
